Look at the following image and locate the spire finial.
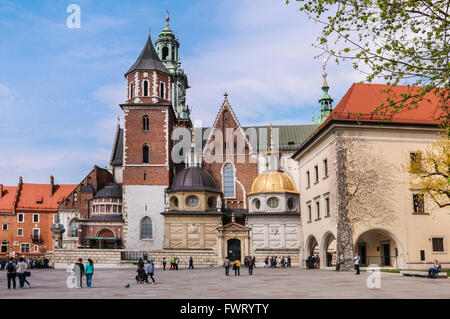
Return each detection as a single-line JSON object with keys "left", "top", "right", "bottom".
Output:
{"left": 148, "top": 27, "right": 151, "bottom": 37}
{"left": 117, "top": 116, "right": 120, "bottom": 126}
{"left": 165, "top": 9, "right": 170, "bottom": 27}
{"left": 224, "top": 92, "right": 228, "bottom": 100}
{"left": 322, "top": 58, "right": 329, "bottom": 88}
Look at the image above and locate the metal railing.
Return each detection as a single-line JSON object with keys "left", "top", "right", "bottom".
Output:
{"left": 121, "top": 251, "right": 149, "bottom": 261}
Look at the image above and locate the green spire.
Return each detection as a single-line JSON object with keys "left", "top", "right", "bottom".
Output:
{"left": 154, "top": 11, "right": 190, "bottom": 123}
{"left": 312, "top": 66, "right": 333, "bottom": 125}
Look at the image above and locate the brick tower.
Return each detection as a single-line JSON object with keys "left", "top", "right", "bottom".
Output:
{"left": 120, "top": 30, "right": 178, "bottom": 250}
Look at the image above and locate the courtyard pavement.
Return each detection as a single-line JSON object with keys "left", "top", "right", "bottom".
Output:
{"left": 1, "top": 267, "right": 449, "bottom": 299}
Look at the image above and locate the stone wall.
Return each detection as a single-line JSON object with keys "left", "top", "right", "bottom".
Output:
{"left": 51, "top": 248, "right": 220, "bottom": 269}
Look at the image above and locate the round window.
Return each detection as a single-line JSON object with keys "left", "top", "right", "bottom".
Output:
{"left": 267, "top": 197, "right": 279, "bottom": 209}
{"left": 171, "top": 197, "right": 178, "bottom": 207}
{"left": 207, "top": 197, "right": 215, "bottom": 208}
{"left": 186, "top": 196, "right": 199, "bottom": 207}
{"left": 254, "top": 199, "right": 261, "bottom": 210}
{"left": 287, "top": 198, "right": 295, "bottom": 210}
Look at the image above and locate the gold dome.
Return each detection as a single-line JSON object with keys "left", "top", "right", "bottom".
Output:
{"left": 249, "top": 172, "right": 299, "bottom": 195}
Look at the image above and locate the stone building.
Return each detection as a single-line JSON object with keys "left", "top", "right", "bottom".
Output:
{"left": 0, "top": 176, "right": 75, "bottom": 257}
{"left": 292, "top": 83, "right": 450, "bottom": 270}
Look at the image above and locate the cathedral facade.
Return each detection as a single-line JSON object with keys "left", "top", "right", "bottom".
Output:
{"left": 55, "top": 15, "right": 325, "bottom": 267}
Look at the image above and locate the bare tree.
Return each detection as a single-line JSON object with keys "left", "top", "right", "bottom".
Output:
{"left": 334, "top": 132, "right": 397, "bottom": 270}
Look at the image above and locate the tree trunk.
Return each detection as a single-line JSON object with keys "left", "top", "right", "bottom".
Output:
{"left": 335, "top": 132, "right": 354, "bottom": 271}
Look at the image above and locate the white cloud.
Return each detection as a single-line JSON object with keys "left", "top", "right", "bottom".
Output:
{"left": 183, "top": 0, "right": 357, "bottom": 126}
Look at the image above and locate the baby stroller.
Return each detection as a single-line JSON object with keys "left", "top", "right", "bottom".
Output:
{"left": 136, "top": 267, "right": 146, "bottom": 284}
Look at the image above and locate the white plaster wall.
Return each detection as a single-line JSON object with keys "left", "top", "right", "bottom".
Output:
{"left": 248, "top": 215, "right": 301, "bottom": 251}
{"left": 113, "top": 166, "right": 123, "bottom": 184}
{"left": 123, "top": 185, "right": 166, "bottom": 250}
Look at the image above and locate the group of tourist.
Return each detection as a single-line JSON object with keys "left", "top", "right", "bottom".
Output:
{"left": 223, "top": 256, "right": 256, "bottom": 276}
{"left": 71, "top": 258, "right": 95, "bottom": 288}
{"left": 4, "top": 257, "right": 31, "bottom": 289}
{"left": 136, "top": 258, "right": 156, "bottom": 284}
{"left": 306, "top": 255, "right": 320, "bottom": 269}
{"left": 1, "top": 256, "right": 49, "bottom": 271}
{"left": 264, "top": 256, "right": 292, "bottom": 268}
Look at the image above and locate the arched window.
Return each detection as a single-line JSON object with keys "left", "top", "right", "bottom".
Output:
{"left": 141, "top": 217, "right": 152, "bottom": 239}
{"left": 142, "top": 115, "right": 149, "bottom": 131}
{"left": 69, "top": 219, "right": 79, "bottom": 238}
{"left": 223, "top": 162, "right": 235, "bottom": 198}
{"left": 143, "top": 145, "right": 149, "bottom": 163}
{"left": 162, "top": 47, "right": 169, "bottom": 60}
{"left": 143, "top": 80, "right": 149, "bottom": 97}
{"left": 160, "top": 82, "right": 165, "bottom": 99}
{"left": 130, "top": 83, "right": 134, "bottom": 98}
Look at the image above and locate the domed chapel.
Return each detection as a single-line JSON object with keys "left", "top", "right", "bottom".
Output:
{"left": 55, "top": 13, "right": 329, "bottom": 267}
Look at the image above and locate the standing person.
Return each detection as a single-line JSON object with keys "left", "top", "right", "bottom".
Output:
{"left": 73, "top": 258, "right": 85, "bottom": 288}
{"left": 85, "top": 258, "right": 94, "bottom": 288}
{"left": 170, "top": 257, "right": 175, "bottom": 270}
{"left": 175, "top": 257, "right": 179, "bottom": 270}
{"left": 248, "top": 257, "right": 254, "bottom": 275}
{"left": 264, "top": 256, "right": 269, "bottom": 268}
{"left": 428, "top": 259, "right": 442, "bottom": 278}
{"left": 162, "top": 257, "right": 167, "bottom": 271}
{"left": 223, "top": 257, "right": 231, "bottom": 276}
{"left": 354, "top": 254, "right": 360, "bottom": 275}
{"left": 315, "top": 255, "right": 320, "bottom": 269}
{"left": 145, "top": 260, "right": 156, "bottom": 284}
{"left": 287, "top": 256, "right": 291, "bottom": 267}
{"left": 188, "top": 256, "right": 194, "bottom": 270}
{"left": 6, "top": 257, "right": 17, "bottom": 289}
{"left": 234, "top": 259, "right": 240, "bottom": 276}
{"left": 1, "top": 257, "right": 6, "bottom": 271}
{"left": 16, "top": 257, "right": 29, "bottom": 288}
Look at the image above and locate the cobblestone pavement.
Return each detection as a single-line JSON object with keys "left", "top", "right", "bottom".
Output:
{"left": 1, "top": 267, "right": 448, "bottom": 299}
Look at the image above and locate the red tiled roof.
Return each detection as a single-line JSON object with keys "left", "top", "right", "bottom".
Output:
{"left": 0, "top": 182, "right": 77, "bottom": 213}
{"left": 0, "top": 186, "right": 17, "bottom": 213}
{"left": 320, "top": 83, "right": 444, "bottom": 129}
{"left": 292, "top": 83, "right": 446, "bottom": 159}
{"left": 16, "top": 183, "right": 77, "bottom": 211}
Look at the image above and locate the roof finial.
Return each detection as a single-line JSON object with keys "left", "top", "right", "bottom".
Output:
{"left": 148, "top": 27, "right": 151, "bottom": 37}
{"left": 224, "top": 92, "right": 228, "bottom": 100}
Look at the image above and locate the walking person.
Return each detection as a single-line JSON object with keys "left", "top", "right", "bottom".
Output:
{"left": 234, "top": 259, "right": 240, "bottom": 276}
{"left": 162, "top": 257, "right": 167, "bottom": 271}
{"left": 175, "top": 257, "right": 179, "bottom": 270}
{"left": 354, "top": 254, "right": 360, "bottom": 275}
{"left": 287, "top": 256, "right": 291, "bottom": 267}
{"left": 223, "top": 257, "right": 231, "bottom": 276}
{"left": 16, "top": 257, "right": 29, "bottom": 288}
{"left": 73, "top": 258, "right": 85, "bottom": 288}
{"left": 85, "top": 258, "right": 94, "bottom": 288}
{"left": 6, "top": 257, "right": 17, "bottom": 289}
{"left": 145, "top": 260, "right": 156, "bottom": 284}
{"left": 188, "top": 256, "right": 194, "bottom": 270}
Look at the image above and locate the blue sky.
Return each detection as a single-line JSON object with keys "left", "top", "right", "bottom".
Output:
{"left": 0, "top": 0, "right": 363, "bottom": 186}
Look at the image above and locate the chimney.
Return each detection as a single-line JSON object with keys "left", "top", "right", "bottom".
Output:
{"left": 0, "top": 184, "right": 3, "bottom": 199}
{"left": 50, "top": 175, "right": 55, "bottom": 196}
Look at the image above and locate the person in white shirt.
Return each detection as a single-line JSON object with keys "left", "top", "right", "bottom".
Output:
{"left": 354, "top": 254, "right": 360, "bottom": 275}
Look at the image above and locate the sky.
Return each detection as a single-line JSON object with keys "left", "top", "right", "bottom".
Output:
{"left": 0, "top": 0, "right": 364, "bottom": 186}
